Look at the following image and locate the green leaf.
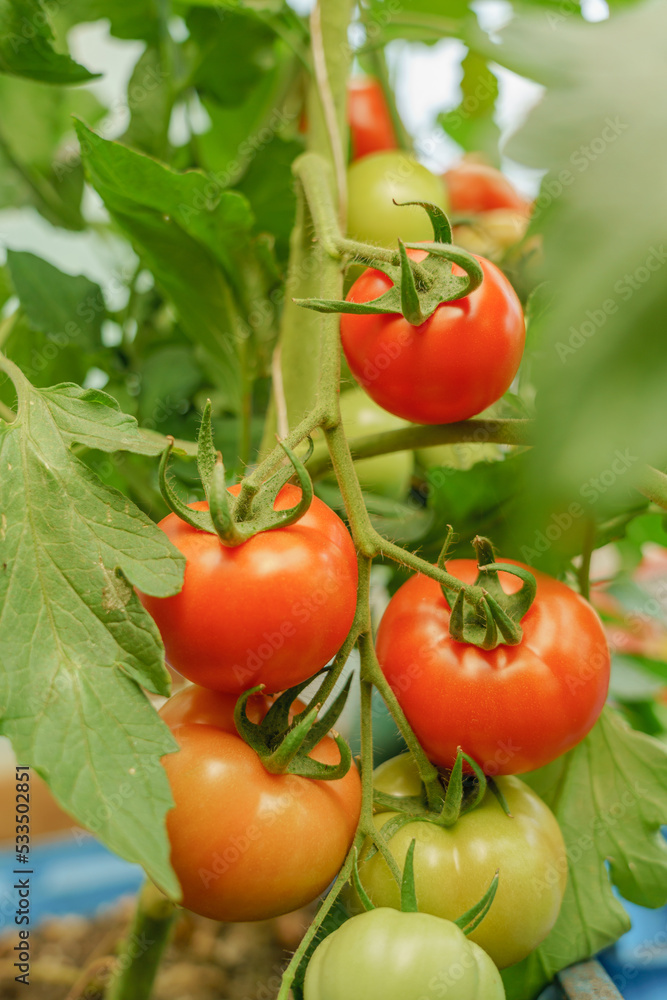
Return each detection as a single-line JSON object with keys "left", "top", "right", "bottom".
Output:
{"left": 179, "top": 0, "right": 283, "bottom": 10}
{"left": 236, "top": 136, "right": 302, "bottom": 260}
{"left": 503, "top": 708, "right": 667, "bottom": 1000}
{"left": 0, "top": 358, "right": 184, "bottom": 896}
{"left": 185, "top": 6, "right": 276, "bottom": 108}
{"left": 0, "top": 74, "right": 102, "bottom": 226}
{"left": 7, "top": 250, "right": 104, "bottom": 349}
{"left": 438, "top": 50, "right": 500, "bottom": 165}
{"left": 473, "top": 3, "right": 667, "bottom": 515}
{"left": 0, "top": 0, "right": 98, "bottom": 83}
{"left": 121, "top": 45, "right": 172, "bottom": 159}
{"left": 75, "top": 121, "right": 279, "bottom": 405}
{"left": 362, "top": 0, "right": 466, "bottom": 45}
{"left": 55, "top": 0, "right": 162, "bottom": 42}
{"left": 195, "top": 66, "right": 296, "bottom": 187}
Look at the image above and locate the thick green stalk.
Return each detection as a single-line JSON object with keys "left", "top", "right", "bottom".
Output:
{"left": 637, "top": 466, "right": 667, "bottom": 510}
{"left": 260, "top": 0, "right": 355, "bottom": 450}
{"left": 105, "top": 881, "right": 176, "bottom": 1000}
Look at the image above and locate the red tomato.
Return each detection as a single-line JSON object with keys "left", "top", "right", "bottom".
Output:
{"left": 376, "top": 559, "right": 610, "bottom": 773}
{"left": 348, "top": 77, "right": 398, "bottom": 161}
{"left": 160, "top": 685, "right": 362, "bottom": 921}
{"left": 139, "top": 484, "right": 358, "bottom": 694}
{"left": 445, "top": 161, "right": 531, "bottom": 216}
{"left": 340, "top": 249, "right": 525, "bottom": 424}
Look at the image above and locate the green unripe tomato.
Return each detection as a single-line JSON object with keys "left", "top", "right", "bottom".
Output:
{"left": 347, "top": 151, "right": 448, "bottom": 247}
{"left": 339, "top": 388, "right": 414, "bottom": 499}
{"left": 304, "top": 907, "right": 504, "bottom": 1000}
{"left": 353, "top": 754, "right": 567, "bottom": 969}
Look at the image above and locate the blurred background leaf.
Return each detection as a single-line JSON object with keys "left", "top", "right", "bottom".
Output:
{"left": 0, "top": 0, "right": 98, "bottom": 83}
{"left": 473, "top": 2, "right": 667, "bottom": 528}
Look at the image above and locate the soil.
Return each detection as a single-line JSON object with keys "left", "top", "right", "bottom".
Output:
{"left": 0, "top": 897, "right": 311, "bottom": 1000}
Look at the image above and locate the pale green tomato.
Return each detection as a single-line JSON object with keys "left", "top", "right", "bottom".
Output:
{"left": 304, "top": 907, "right": 504, "bottom": 1000}
{"left": 339, "top": 388, "right": 414, "bottom": 499}
{"left": 347, "top": 152, "right": 448, "bottom": 248}
{"left": 353, "top": 754, "right": 567, "bottom": 969}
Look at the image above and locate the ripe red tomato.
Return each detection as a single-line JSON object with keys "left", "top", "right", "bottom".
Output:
{"left": 340, "top": 249, "right": 525, "bottom": 424}
{"left": 348, "top": 77, "right": 398, "bottom": 161}
{"left": 160, "top": 685, "right": 362, "bottom": 921}
{"left": 138, "top": 484, "right": 358, "bottom": 694}
{"left": 445, "top": 161, "right": 531, "bottom": 216}
{"left": 376, "top": 559, "right": 610, "bottom": 773}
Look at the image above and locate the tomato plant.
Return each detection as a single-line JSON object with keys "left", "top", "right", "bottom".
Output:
{"left": 3, "top": 4, "right": 667, "bottom": 1000}
{"left": 348, "top": 77, "right": 398, "bottom": 161}
{"left": 340, "top": 249, "right": 525, "bottom": 424}
{"left": 347, "top": 152, "right": 448, "bottom": 247}
{"left": 160, "top": 685, "right": 362, "bottom": 921}
{"left": 138, "top": 483, "right": 358, "bottom": 693}
{"left": 304, "top": 907, "right": 504, "bottom": 999}
{"left": 354, "top": 754, "right": 567, "bottom": 969}
{"left": 445, "top": 161, "right": 531, "bottom": 216}
{"left": 376, "top": 559, "right": 610, "bottom": 773}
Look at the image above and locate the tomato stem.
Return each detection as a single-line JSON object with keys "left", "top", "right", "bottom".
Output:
{"left": 307, "top": 416, "right": 532, "bottom": 479}
{"left": 105, "top": 880, "right": 177, "bottom": 1000}
{"left": 576, "top": 517, "right": 596, "bottom": 601}
{"left": 275, "top": 833, "right": 363, "bottom": 1000}
{"left": 357, "top": 624, "right": 444, "bottom": 813}
{"left": 293, "top": 151, "right": 433, "bottom": 284}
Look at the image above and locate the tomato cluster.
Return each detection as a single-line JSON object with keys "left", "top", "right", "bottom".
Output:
{"left": 340, "top": 143, "right": 528, "bottom": 427}
{"left": 138, "top": 122, "right": 610, "bottom": 995}
{"left": 138, "top": 485, "right": 362, "bottom": 923}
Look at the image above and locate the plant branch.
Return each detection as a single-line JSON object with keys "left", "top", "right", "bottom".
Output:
{"left": 293, "top": 152, "right": 432, "bottom": 284}
{"left": 576, "top": 517, "right": 596, "bottom": 602}
{"left": 308, "top": 417, "right": 532, "bottom": 478}
{"left": 276, "top": 835, "right": 362, "bottom": 1000}
{"left": 637, "top": 466, "right": 667, "bottom": 510}
{"left": 105, "top": 880, "right": 177, "bottom": 1000}
{"left": 357, "top": 629, "right": 443, "bottom": 811}
{"left": 310, "top": 2, "right": 348, "bottom": 228}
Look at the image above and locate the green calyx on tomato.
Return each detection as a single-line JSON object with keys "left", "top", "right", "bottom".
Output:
{"left": 376, "top": 555, "right": 610, "bottom": 774}
{"left": 351, "top": 754, "right": 568, "bottom": 970}
{"left": 160, "top": 399, "right": 315, "bottom": 547}
{"left": 296, "top": 201, "right": 485, "bottom": 326}
{"left": 440, "top": 534, "right": 537, "bottom": 650}
{"left": 371, "top": 745, "right": 491, "bottom": 830}
{"left": 355, "top": 834, "right": 501, "bottom": 940}
{"left": 310, "top": 842, "right": 504, "bottom": 999}
{"left": 233, "top": 666, "right": 354, "bottom": 780}
{"left": 338, "top": 247, "right": 525, "bottom": 427}
{"left": 159, "top": 685, "right": 362, "bottom": 923}
{"left": 137, "top": 484, "right": 357, "bottom": 696}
